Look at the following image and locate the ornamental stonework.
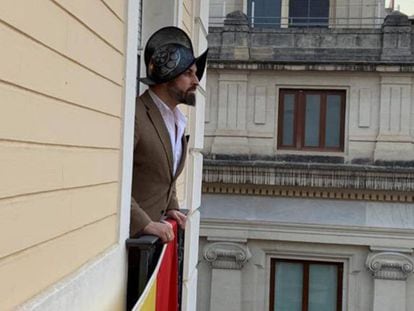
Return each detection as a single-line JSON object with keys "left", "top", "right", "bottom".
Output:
{"left": 203, "top": 242, "right": 251, "bottom": 270}
{"left": 203, "top": 160, "right": 414, "bottom": 202}
{"left": 366, "top": 251, "right": 414, "bottom": 280}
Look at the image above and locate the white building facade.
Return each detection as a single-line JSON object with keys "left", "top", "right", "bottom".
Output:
{"left": 198, "top": 2, "right": 414, "bottom": 311}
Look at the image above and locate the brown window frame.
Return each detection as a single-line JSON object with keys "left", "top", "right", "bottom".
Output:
{"left": 269, "top": 258, "right": 343, "bottom": 311}
{"left": 277, "top": 89, "right": 346, "bottom": 152}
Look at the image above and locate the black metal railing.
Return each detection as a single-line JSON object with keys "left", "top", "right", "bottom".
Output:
{"left": 125, "top": 218, "right": 186, "bottom": 311}
{"left": 209, "top": 3, "right": 390, "bottom": 28}
{"left": 209, "top": 15, "right": 386, "bottom": 28}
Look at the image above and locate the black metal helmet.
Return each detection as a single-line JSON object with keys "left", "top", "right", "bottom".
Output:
{"left": 140, "top": 26, "right": 208, "bottom": 85}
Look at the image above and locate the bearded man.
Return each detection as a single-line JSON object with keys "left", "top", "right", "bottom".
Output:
{"left": 130, "top": 27, "right": 208, "bottom": 243}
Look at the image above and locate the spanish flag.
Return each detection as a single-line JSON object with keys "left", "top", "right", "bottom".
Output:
{"left": 133, "top": 220, "right": 179, "bottom": 311}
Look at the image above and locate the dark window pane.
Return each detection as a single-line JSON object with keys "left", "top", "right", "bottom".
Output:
{"left": 289, "top": 0, "right": 308, "bottom": 26}
{"left": 308, "top": 264, "right": 338, "bottom": 311}
{"left": 289, "top": 0, "right": 329, "bottom": 26}
{"left": 309, "top": 0, "right": 329, "bottom": 25}
{"left": 282, "top": 94, "right": 295, "bottom": 146}
{"left": 275, "top": 262, "right": 303, "bottom": 311}
{"left": 304, "top": 94, "right": 320, "bottom": 147}
{"left": 325, "top": 95, "right": 341, "bottom": 148}
{"left": 248, "top": 0, "right": 281, "bottom": 28}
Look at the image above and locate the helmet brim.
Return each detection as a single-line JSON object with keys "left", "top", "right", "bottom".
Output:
{"left": 139, "top": 76, "right": 157, "bottom": 86}
{"left": 140, "top": 48, "right": 208, "bottom": 86}
{"left": 195, "top": 48, "right": 208, "bottom": 82}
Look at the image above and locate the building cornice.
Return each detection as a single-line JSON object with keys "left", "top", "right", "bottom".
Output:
{"left": 200, "top": 218, "right": 414, "bottom": 248}
{"left": 203, "top": 160, "right": 414, "bottom": 202}
{"left": 207, "top": 61, "right": 414, "bottom": 72}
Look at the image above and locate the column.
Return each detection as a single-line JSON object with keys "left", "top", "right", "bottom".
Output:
{"left": 180, "top": 1, "right": 209, "bottom": 310}
{"left": 203, "top": 242, "right": 251, "bottom": 311}
{"left": 366, "top": 249, "right": 414, "bottom": 311}
{"left": 211, "top": 72, "right": 250, "bottom": 154}
{"left": 374, "top": 74, "right": 414, "bottom": 162}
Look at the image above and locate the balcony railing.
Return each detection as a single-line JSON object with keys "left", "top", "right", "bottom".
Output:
{"left": 126, "top": 219, "right": 185, "bottom": 310}
{"left": 209, "top": 15, "right": 386, "bottom": 28}
{"left": 208, "top": 3, "right": 393, "bottom": 29}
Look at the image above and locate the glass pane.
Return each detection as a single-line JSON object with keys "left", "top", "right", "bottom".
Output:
{"left": 308, "top": 264, "right": 338, "bottom": 311}
{"left": 325, "top": 95, "right": 342, "bottom": 148}
{"left": 274, "top": 262, "right": 303, "bottom": 311}
{"left": 282, "top": 94, "right": 295, "bottom": 146}
{"left": 289, "top": 0, "right": 308, "bottom": 26}
{"left": 309, "top": 0, "right": 329, "bottom": 26}
{"left": 304, "top": 95, "right": 320, "bottom": 147}
{"left": 248, "top": 0, "right": 282, "bottom": 28}
{"left": 289, "top": 0, "right": 329, "bottom": 26}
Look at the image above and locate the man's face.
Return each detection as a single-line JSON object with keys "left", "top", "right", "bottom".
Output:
{"left": 167, "top": 64, "right": 199, "bottom": 106}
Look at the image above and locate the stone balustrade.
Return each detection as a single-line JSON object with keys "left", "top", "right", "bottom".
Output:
{"left": 208, "top": 10, "right": 414, "bottom": 67}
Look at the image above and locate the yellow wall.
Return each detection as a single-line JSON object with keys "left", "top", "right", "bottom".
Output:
{"left": 0, "top": 0, "right": 126, "bottom": 309}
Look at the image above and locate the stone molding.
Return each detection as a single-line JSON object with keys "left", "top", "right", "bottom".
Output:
{"left": 203, "top": 242, "right": 251, "bottom": 270}
{"left": 207, "top": 62, "right": 414, "bottom": 73}
{"left": 202, "top": 182, "right": 414, "bottom": 202}
{"left": 203, "top": 161, "right": 414, "bottom": 202}
{"left": 200, "top": 219, "right": 414, "bottom": 249}
{"left": 203, "top": 161, "right": 414, "bottom": 191}
{"left": 366, "top": 251, "right": 414, "bottom": 280}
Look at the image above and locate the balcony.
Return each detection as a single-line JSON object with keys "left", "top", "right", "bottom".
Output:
{"left": 210, "top": 2, "right": 392, "bottom": 29}
{"left": 207, "top": 10, "right": 414, "bottom": 68}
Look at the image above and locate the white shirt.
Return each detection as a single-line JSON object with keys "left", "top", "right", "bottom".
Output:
{"left": 149, "top": 89, "right": 187, "bottom": 175}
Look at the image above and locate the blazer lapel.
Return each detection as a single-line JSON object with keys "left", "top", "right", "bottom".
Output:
{"left": 141, "top": 91, "right": 174, "bottom": 175}
{"left": 174, "top": 134, "right": 188, "bottom": 179}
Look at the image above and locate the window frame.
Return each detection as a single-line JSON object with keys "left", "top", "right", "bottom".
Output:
{"left": 269, "top": 258, "right": 344, "bottom": 311}
{"left": 277, "top": 89, "right": 346, "bottom": 152}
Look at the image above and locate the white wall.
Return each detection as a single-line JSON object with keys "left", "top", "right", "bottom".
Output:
{"left": 205, "top": 70, "right": 414, "bottom": 162}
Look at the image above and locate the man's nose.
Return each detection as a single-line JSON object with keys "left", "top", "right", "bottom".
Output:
{"left": 193, "top": 73, "right": 199, "bottom": 85}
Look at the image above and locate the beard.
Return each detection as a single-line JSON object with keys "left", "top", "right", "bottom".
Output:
{"left": 167, "top": 82, "right": 197, "bottom": 106}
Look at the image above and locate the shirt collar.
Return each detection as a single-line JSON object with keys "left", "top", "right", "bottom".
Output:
{"left": 148, "top": 89, "right": 187, "bottom": 127}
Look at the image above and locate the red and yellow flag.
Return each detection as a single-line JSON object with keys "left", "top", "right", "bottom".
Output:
{"left": 133, "top": 220, "right": 179, "bottom": 311}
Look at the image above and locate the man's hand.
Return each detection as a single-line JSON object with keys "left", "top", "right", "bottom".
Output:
{"left": 142, "top": 221, "right": 174, "bottom": 243}
{"left": 166, "top": 210, "right": 187, "bottom": 230}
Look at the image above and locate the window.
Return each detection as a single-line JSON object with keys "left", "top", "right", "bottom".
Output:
{"left": 277, "top": 89, "right": 345, "bottom": 151}
{"left": 248, "top": 0, "right": 282, "bottom": 28}
{"left": 289, "top": 0, "right": 329, "bottom": 27}
{"left": 270, "top": 259, "right": 343, "bottom": 311}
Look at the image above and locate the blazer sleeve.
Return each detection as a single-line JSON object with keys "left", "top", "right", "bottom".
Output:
{"left": 130, "top": 197, "right": 152, "bottom": 237}
{"left": 166, "top": 182, "right": 180, "bottom": 211}
{"left": 129, "top": 104, "right": 152, "bottom": 237}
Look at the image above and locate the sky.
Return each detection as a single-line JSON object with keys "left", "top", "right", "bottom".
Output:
{"left": 394, "top": 0, "right": 414, "bottom": 16}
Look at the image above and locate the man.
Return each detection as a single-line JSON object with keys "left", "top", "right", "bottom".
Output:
{"left": 130, "top": 27, "right": 208, "bottom": 243}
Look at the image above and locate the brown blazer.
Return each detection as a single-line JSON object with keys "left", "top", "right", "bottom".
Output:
{"left": 130, "top": 90, "right": 188, "bottom": 237}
